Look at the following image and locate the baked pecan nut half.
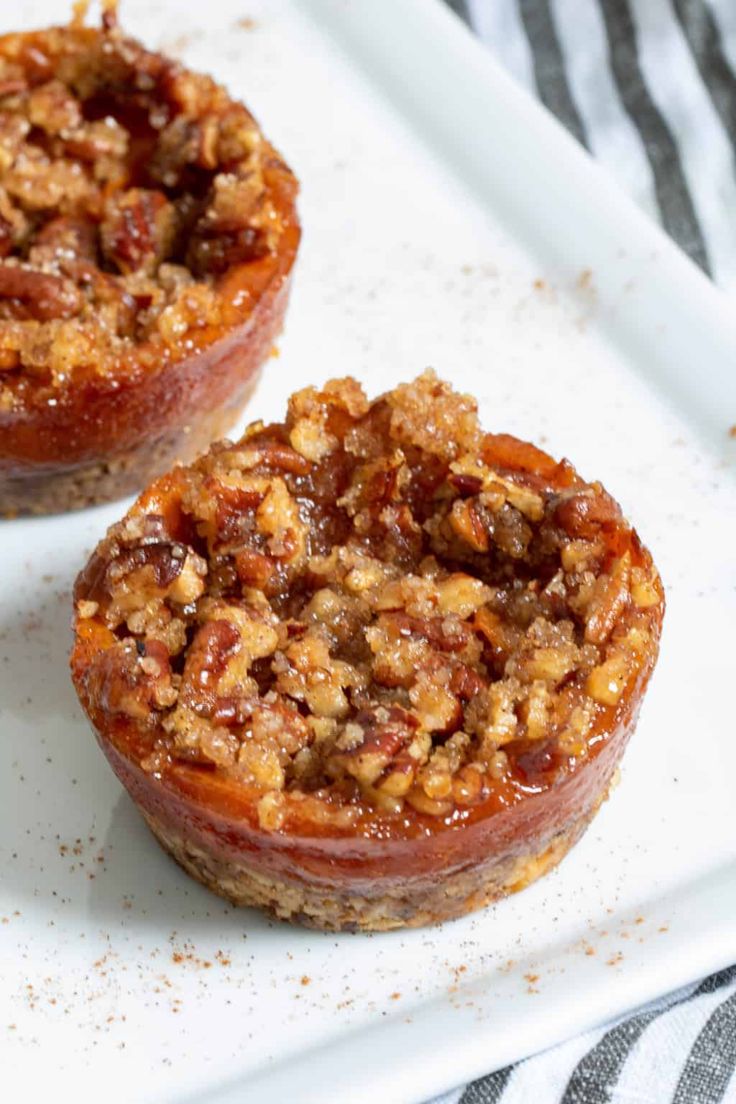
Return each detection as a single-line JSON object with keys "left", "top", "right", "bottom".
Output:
{"left": 71, "top": 373, "right": 664, "bottom": 931}
{"left": 0, "top": 6, "right": 299, "bottom": 514}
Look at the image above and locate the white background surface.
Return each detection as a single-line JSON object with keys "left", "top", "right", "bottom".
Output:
{"left": 1, "top": 2, "right": 735, "bottom": 1101}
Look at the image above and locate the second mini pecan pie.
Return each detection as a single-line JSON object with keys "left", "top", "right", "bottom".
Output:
{"left": 71, "top": 373, "right": 664, "bottom": 931}
{"left": 0, "top": 7, "right": 299, "bottom": 514}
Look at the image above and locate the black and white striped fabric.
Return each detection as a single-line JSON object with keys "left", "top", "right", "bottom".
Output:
{"left": 430, "top": 966, "right": 736, "bottom": 1103}
{"left": 430, "top": 2, "right": 736, "bottom": 1102}
{"left": 450, "top": 0, "right": 736, "bottom": 289}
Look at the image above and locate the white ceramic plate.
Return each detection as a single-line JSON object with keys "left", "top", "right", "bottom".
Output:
{"left": 2, "top": 2, "right": 736, "bottom": 1102}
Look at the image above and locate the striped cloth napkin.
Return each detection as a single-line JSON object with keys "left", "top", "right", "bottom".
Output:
{"left": 431, "top": 2, "right": 736, "bottom": 1102}
{"left": 455, "top": 0, "right": 736, "bottom": 290}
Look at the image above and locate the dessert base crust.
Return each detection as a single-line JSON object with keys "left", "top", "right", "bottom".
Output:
{"left": 139, "top": 801, "right": 600, "bottom": 932}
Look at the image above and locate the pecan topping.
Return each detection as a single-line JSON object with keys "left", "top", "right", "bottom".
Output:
{"left": 74, "top": 373, "right": 663, "bottom": 823}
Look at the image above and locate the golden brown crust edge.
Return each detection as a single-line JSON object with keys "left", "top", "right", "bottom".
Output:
{"left": 141, "top": 804, "right": 595, "bottom": 931}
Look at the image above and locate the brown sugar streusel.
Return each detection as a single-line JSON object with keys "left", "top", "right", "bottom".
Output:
{"left": 72, "top": 372, "right": 664, "bottom": 930}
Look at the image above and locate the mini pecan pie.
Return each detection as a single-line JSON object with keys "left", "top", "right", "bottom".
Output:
{"left": 0, "top": 8, "right": 299, "bottom": 514}
{"left": 71, "top": 373, "right": 664, "bottom": 931}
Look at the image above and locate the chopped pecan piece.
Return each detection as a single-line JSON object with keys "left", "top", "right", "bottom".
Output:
{"left": 28, "top": 79, "right": 82, "bottom": 134}
{"left": 584, "top": 554, "right": 631, "bottom": 644}
{"left": 186, "top": 173, "right": 268, "bottom": 275}
{"left": 555, "top": 487, "right": 622, "bottom": 539}
{"left": 29, "top": 215, "right": 97, "bottom": 265}
{"left": 100, "top": 188, "right": 177, "bottom": 276}
{"left": 85, "top": 638, "right": 176, "bottom": 722}
{"left": 333, "top": 706, "right": 417, "bottom": 787}
{"left": 178, "top": 619, "right": 242, "bottom": 714}
{"left": 0, "top": 263, "right": 82, "bottom": 320}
